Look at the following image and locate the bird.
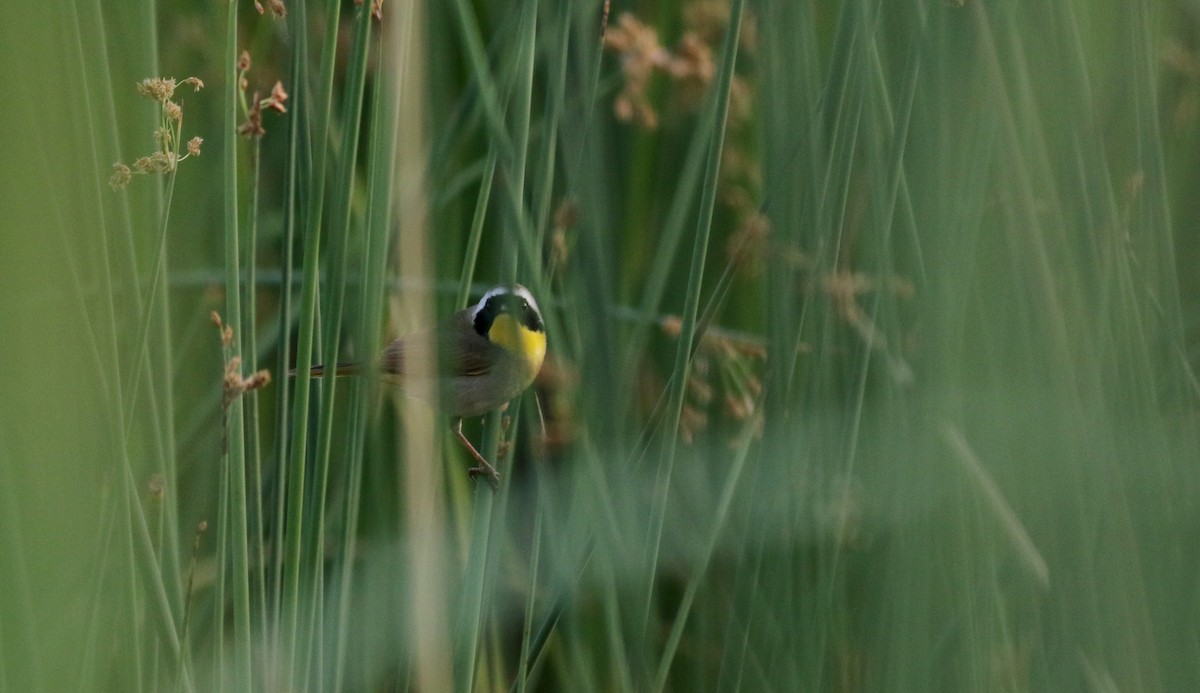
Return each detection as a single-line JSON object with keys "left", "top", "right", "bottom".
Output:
{"left": 292, "top": 284, "right": 546, "bottom": 488}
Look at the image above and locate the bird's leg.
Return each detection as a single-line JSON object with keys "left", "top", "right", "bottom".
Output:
{"left": 454, "top": 418, "right": 500, "bottom": 490}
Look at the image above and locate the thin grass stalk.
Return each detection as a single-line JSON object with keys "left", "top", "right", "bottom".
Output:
{"left": 123, "top": 487, "right": 146, "bottom": 692}
{"left": 152, "top": 213, "right": 184, "bottom": 628}
{"left": 132, "top": 0, "right": 184, "bottom": 607}
{"left": 150, "top": 486, "right": 164, "bottom": 689}
{"left": 760, "top": 3, "right": 820, "bottom": 408}
{"left": 55, "top": 24, "right": 135, "bottom": 684}
{"left": 329, "top": 391, "right": 365, "bottom": 689}
{"left": 450, "top": 0, "right": 516, "bottom": 165}
{"left": 506, "top": 0, "right": 538, "bottom": 279}
{"left": 508, "top": 536, "right": 596, "bottom": 693}
{"left": 532, "top": 3, "right": 571, "bottom": 245}
{"left": 220, "top": 0, "right": 253, "bottom": 687}
{"left": 713, "top": 528, "right": 764, "bottom": 692}
{"left": 570, "top": 0, "right": 610, "bottom": 186}
{"left": 16, "top": 3, "right": 124, "bottom": 690}
{"left": 623, "top": 99, "right": 717, "bottom": 381}
{"left": 457, "top": 2, "right": 541, "bottom": 687}
{"left": 115, "top": 456, "right": 184, "bottom": 665}
{"left": 245, "top": 134, "right": 270, "bottom": 645}
{"left": 653, "top": 419, "right": 757, "bottom": 691}
{"left": 176, "top": 522, "right": 204, "bottom": 693}
{"left": 556, "top": 0, "right": 620, "bottom": 454}
{"left": 451, "top": 154, "right": 504, "bottom": 693}
{"left": 638, "top": 0, "right": 744, "bottom": 648}
{"left": 307, "top": 6, "right": 375, "bottom": 679}
{"left": 733, "top": 6, "right": 825, "bottom": 683}
{"left": 815, "top": 18, "right": 873, "bottom": 670}
{"left": 456, "top": 151, "right": 498, "bottom": 309}
{"left": 121, "top": 213, "right": 186, "bottom": 664}
{"left": 282, "top": 0, "right": 345, "bottom": 676}
{"left": 78, "top": 500, "right": 116, "bottom": 688}
{"left": 118, "top": 149, "right": 179, "bottom": 440}
{"left": 515, "top": 504, "right": 545, "bottom": 693}
{"left": 213, "top": 431, "right": 229, "bottom": 688}
{"left": 68, "top": 2, "right": 186, "bottom": 675}
{"left": 109, "top": 6, "right": 187, "bottom": 517}
{"left": 481, "top": 402, "right": 529, "bottom": 675}
{"left": 424, "top": 5, "right": 524, "bottom": 202}
{"left": 110, "top": 158, "right": 186, "bottom": 649}
{"left": 94, "top": 1, "right": 175, "bottom": 453}
{"left": 449, "top": 0, "right": 541, "bottom": 274}
{"left": 269, "top": 0, "right": 309, "bottom": 661}
{"left": 454, "top": 476, "right": 499, "bottom": 690}
{"left": 330, "top": 10, "right": 406, "bottom": 688}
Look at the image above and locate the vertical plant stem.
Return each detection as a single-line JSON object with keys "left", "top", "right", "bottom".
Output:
{"left": 222, "top": 0, "right": 252, "bottom": 689}
{"left": 515, "top": 505, "right": 545, "bottom": 693}
{"left": 532, "top": 2, "right": 571, "bottom": 246}
{"left": 330, "top": 30, "right": 403, "bottom": 682}
{"left": 269, "top": 0, "right": 307, "bottom": 661}
{"left": 282, "top": 0, "right": 343, "bottom": 680}
{"left": 213, "top": 433, "right": 228, "bottom": 688}
{"left": 306, "top": 4, "right": 374, "bottom": 685}
{"left": 456, "top": 2, "right": 539, "bottom": 689}
{"left": 638, "top": 0, "right": 744, "bottom": 649}
{"left": 652, "top": 420, "right": 756, "bottom": 691}
{"left": 455, "top": 150, "right": 498, "bottom": 309}
{"left": 245, "top": 135, "right": 269, "bottom": 644}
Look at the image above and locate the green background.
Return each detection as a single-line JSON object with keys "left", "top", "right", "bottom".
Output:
{"left": 2, "top": 0, "right": 1198, "bottom": 690}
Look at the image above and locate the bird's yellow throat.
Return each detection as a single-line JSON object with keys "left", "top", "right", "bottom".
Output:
{"left": 487, "top": 313, "right": 546, "bottom": 376}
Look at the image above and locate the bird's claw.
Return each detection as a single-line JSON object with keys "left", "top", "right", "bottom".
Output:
{"left": 468, "top": 463, "right": 501, "bottom": 490}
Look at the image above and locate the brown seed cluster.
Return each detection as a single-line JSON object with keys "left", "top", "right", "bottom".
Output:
{"left": 817, "top": 269, "right": 917, "bottom": 386}
{"left": 211, "top": 312, "right": 271, "bottom": 410}
{"left": 253, "top": 0, "right": 287, "bottom": 18}
{"left": 604, "top": 6, "right": 765, "bottom": 286}
{"left": 603, "top": 5, "right": 756, "bottom": 130}
{"left": 660, "top": 315, "right": 766, "bottom": 445}
{"left": 237, "top": 50, "right": 289, "bottom": 138}
{"left": 604, "top": 13, "right": 676, "bottom": 129}
{"left": 110, "top": 77, "right": 204, "bottom": 190}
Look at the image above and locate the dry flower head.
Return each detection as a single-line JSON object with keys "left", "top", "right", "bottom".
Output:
{"left": 111, "top": 76, "right": 204, "bottom": 190}
{"left": 604, "top": 13, "right": 672, "bottom": 128}
{"left": 660, "top": 315, "right": 766, "bottom": 443}
{"left": 109, "top": 163, "right": 132, "bottom": 191}
{"left": 236, "top": 63, "right": 290, "bottom": 137}
{"left": 137, "top": 77, "right": 177, "bottom": 103}
{"left": 212, "top": 312, "right": 271, "bottom": 408}
{"left": 255, "top": 0, "right": 288, "bottom": 17}
{"left": 266, "top": 81, "right": 289, "bottom": 113}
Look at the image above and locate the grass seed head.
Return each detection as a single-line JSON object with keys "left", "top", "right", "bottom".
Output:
{"left": 137, "top": 77, "right": 177, "bottom": 103}
{"left": 109, "top": 162, "right": 132, "bottom": 190}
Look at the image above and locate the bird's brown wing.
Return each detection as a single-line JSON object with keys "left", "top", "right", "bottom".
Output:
{"left": 380, "top": 312, "right": 499, "bottom": 379}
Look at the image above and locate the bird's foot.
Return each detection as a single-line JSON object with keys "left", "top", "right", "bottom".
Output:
{"left": 467, "top": 462, "right": 501, "bottom": 490}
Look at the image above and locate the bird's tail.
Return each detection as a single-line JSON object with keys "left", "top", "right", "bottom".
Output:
{"left": 288, "top": 363, "right": 362, "bottom": 378}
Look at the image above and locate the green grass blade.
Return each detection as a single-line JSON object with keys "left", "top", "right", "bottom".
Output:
{"left": 639, "top": 0, "right": 745, "bottom": 653}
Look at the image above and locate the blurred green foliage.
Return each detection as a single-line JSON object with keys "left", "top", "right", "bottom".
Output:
{"left": 2, "top": 0, "right": 1199, "bottom": 690}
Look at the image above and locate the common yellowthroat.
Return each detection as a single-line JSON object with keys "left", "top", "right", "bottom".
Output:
{"left": 294, "top": 284, "right": 546, "bottom": 487}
